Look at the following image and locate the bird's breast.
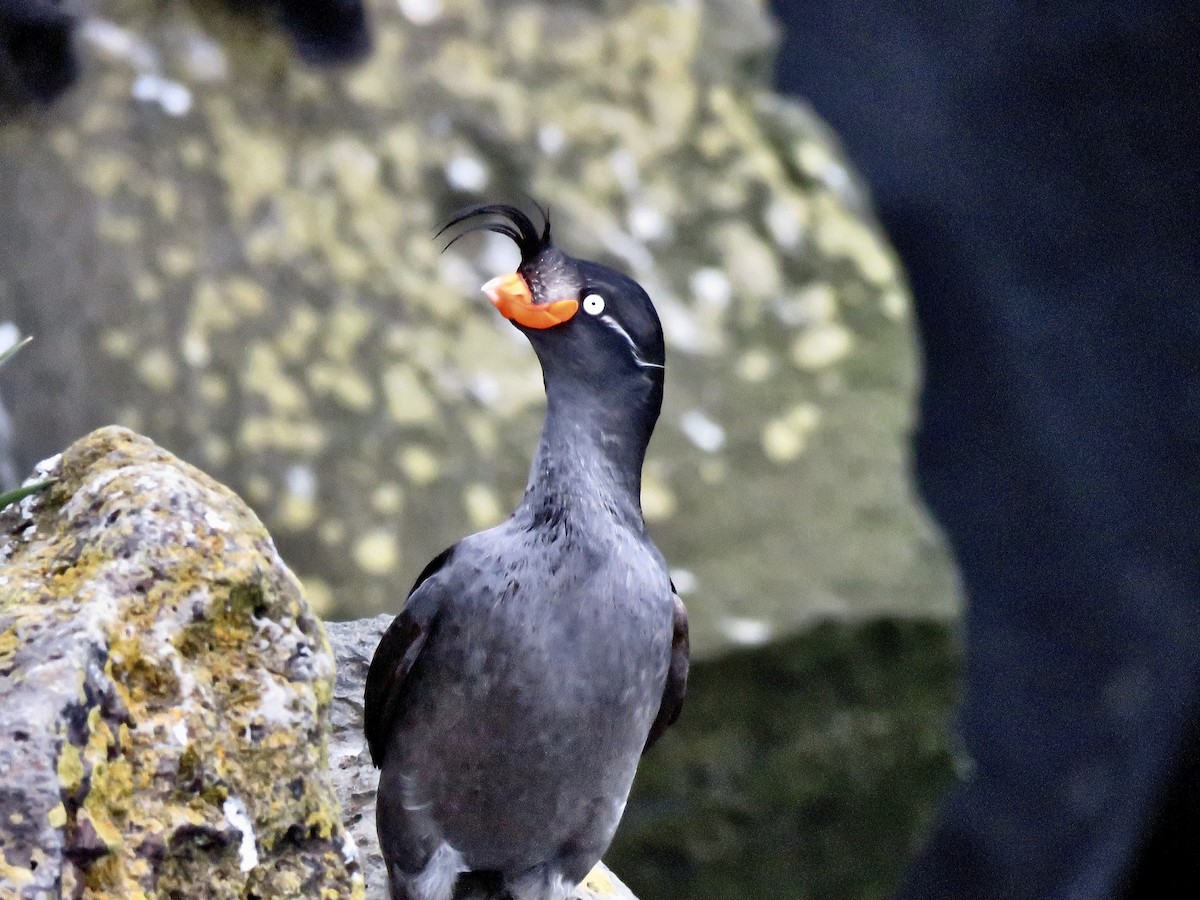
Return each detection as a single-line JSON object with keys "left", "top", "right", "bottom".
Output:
{"left": 386, "top": 530, "right": 672, "bottom": 871}
{"left": 425, "top": 529, "right": 671, "bottom": 722}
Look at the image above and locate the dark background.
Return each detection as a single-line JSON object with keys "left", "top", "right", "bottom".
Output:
{"left": 769, "top": 1, "right": 1200, "bottom": 896}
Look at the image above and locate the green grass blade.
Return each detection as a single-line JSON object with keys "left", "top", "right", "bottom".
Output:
{"left": 0, "top": 480, "right": 53, "bottom": 510}
{"left": 0, "top": 335, "right": 32, "bottom": 368}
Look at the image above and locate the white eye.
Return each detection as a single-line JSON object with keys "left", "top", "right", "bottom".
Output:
{"left": 582, "top": 294, "right": 605, "bottom": 315}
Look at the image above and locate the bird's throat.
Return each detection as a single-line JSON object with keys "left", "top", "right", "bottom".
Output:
{"left": 521, "top": 386, "right": 658, "bottom": 528}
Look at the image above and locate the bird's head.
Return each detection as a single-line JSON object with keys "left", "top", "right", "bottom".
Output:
{"left": 440, "top": 205, "right": 666, "bottom": 407}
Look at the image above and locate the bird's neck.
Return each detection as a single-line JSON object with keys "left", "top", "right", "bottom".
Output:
{"left": 519, "top": 381, "right": 659, "bottom": 531}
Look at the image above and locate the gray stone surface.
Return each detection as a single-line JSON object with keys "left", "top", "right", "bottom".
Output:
{"left": 0, "top": 0, "right": 957, "bottom": 653}
{"left": 0, "top": 427, "right": 362, "bottom": 898}
{"left": 325, "top": 615, "right": 640, "bottom": 900}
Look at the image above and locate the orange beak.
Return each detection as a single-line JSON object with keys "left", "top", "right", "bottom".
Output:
{"left": 481, "top": 273, "right": 579, "bottom": 330}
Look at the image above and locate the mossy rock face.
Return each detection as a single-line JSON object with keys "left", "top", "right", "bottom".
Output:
{"left": 0, "top": 427, "right": 363, "bottom": 898}
{"left": 323, "top": 615, "right": 640, "bottom": 900}
{"left": 0, "top": 0, "right": 955, "bottom": 649}
{"left": 608, "top": 618, "right": 959, "bottom": 900}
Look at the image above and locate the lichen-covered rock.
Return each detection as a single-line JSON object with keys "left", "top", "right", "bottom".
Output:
{"left": 0, "top": 427, "right": 363, "bottom": 898}
{"left": 325, "top": 616, "right": 639, "bottom": 900}
{"left": 0, "top": 0, "right": 957, "bottom": 651}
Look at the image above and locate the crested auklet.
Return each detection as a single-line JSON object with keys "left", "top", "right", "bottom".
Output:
{"left": 365, "top": 204, "right": 688, "bottom": 900}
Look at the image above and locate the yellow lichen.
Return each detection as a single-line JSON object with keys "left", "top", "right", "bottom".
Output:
{"left": 239, "top": 418, "right": 327, "bottom": 454}
{"left": 157, "top": 245, "right": 197, "bottom": 278}
{"left": 211, "top": 114, "right": 292, "bottom": 219}
{"left": 308, "top": 362, "right": 376, "bottom": 412}
{"left": 0, "top": 861, "right": 34, "bottom": 886}
{"left": 463, "top": 483, "right": 504, "bottom": 530}
{"left": 300, "top": 578, "right": 334, "bottom": 617}
{"left": 353, "top": 529, "right": 399, "bottom": 575}
{"left": 225, "top": 277, "right": 268, "bottom": 317}
{"left": 96, "top": 214, "right": 141, "bottom": 244}
{"left": 791, "top": 322, "right": 853, "bottom": 371}
{"left": 736, "top": 348, "right": 774, "bottom": 383}
{"left": 322, "top": 303, "right": 374, "bottom": 363}
{"left": 57, "top": 742, "right": 84, "bottom": 794}
{"left": 0, "top": 627, "right": 18, "bottom": 660}
{"left": 78, "top": 806, "right": 123, "bottom": 853}
{"left": 243, "top": 343, "right": 309, "bottom": 414}
{"left": 761, "top": 403, "right": 822, "bottom": 463}
{"left": 370, "top": 483, "right": 405, "bottom": 516}
{"left": 135, "top": 348, "right": 178, "bottom": 392}
{"left": 1, "top": 428, "right": 358, "bottom": 894}
{"left": 277, "top": 493, "right": 318, "bottom": 530}
{"left": 382, "top": 364, "right": 438, "bottom": 424}
{"left": 397, "top": 445, "right": 441, "bottom": 485}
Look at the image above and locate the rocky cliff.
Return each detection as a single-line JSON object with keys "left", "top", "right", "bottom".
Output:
{"left": 0, "top": 0, "right": 955, "bottom": 648}
{"left": 0, "top": 427, "right": 361, "bottom": 896}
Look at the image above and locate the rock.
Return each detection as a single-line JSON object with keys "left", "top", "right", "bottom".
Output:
{"left": 0, "top": 0, "right": 957, "bottom": 651}
{"left": 608, "top": 618, "right": 958, "bottom": 899}
{"left": 0, "top": 427, "right": 363, "bottom": 898}
{"left": 325, "top": 616, "right": 640, "bottom": 900}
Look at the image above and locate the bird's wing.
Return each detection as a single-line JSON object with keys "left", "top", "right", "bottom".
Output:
{"left": 643, "top": 589, "right": 689, "bottom": 752}
{"left": 364, "top": 545, "right": 456, "bottom": 768}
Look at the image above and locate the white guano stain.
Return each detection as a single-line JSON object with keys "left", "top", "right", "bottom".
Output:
{"left": 720, "top": 616, "right": 773, "bottom": 647}
{"left": 222, "top": 797, "right": 259, "bottom": 872}
{"left": 131, "top": 74, "right": 193, "bottom": 117}
{"left": 398, "top": 0, "right": 442, "bottom": 25}
{"left": 679, "top": 410, "right": 725, "bottom": 453}
{"left": 203, "top": 509, "right": 230, "bottom": 532}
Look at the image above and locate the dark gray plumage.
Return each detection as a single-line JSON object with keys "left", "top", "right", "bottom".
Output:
{"left": 365, "top": 205, "right": 688, "bottom": 900}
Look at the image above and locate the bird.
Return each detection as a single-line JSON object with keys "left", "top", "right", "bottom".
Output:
{"left": 364, "top": 203, "right": 689, "bottom": 900}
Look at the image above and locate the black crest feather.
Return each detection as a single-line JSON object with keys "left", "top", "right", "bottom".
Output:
{"left": 437, "top": 203, "right": 553, "bottom": 264}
